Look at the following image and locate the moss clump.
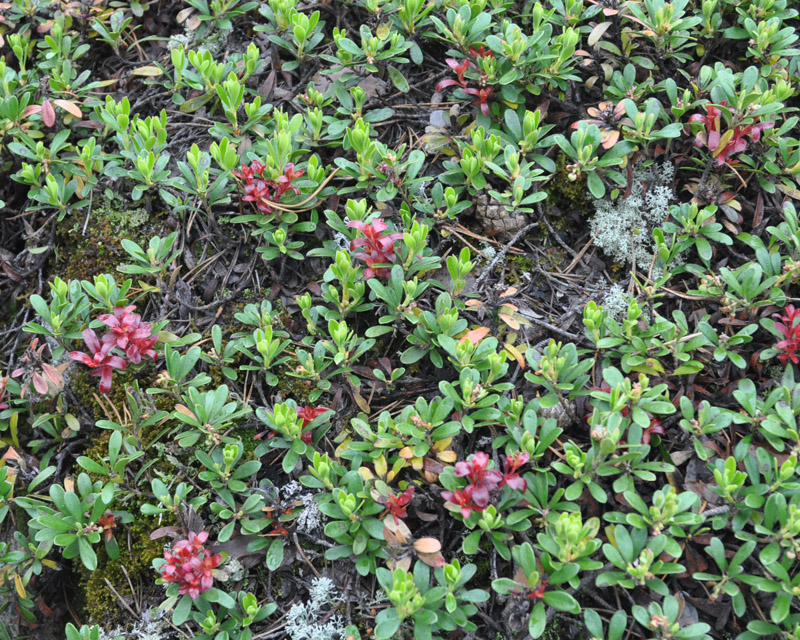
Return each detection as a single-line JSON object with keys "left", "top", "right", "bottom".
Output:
{"left": 237, "top": 427, "right": 260, "bottom": 457}
{"left": 55, "top": 195, "right": 161, "bottom": 282}
{"left": 547, "top": 153, "right": 592, "bottom": 216}
{"left": 70, "top": 364, "right": 158, "bottom": 422}
{"left": 505, "top": 255, "right": 537, "bottom": 286}
{"left": 274, "top": 362, "right": 314, "bottom": 406}
{"left": 79, "top": 503, "right": 174, "bottom": 629}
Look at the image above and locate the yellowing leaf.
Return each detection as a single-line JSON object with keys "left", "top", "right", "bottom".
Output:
{"left": 352, "top": 390, "right": 370, "bottom": 413}
{"left": 358, "top": 466, "right": 374, "bottom": 482}
{"left": 499, "top": 313, "right": 521, "bottom": 330}
{"left": 131, "top": 65, "right": 163, "bottom": 77}
{"left": 390, "top": 557, "right": 412, "bottom": 572}
{"left": 504, "top": 343, "right": 526, "bottom": 369}
{"left": 777, "top": 183, "right": 800, "bottom": 200}
{"left": 374, "top": 455, "right": 387, "bottom": 478}
{"left": 713, "top": 130, "right": 734, "bottom": 158}
{"left": 14, "top": 573, "right": 26, "bottom": 598}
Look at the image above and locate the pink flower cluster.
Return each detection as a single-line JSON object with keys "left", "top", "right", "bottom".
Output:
{"left": 232, "top": 159, "right": 304, "bottom": 215}
{"left": 68, "top": 306, "right": 157, "bottom": 393}
{"left": 773, "top": 305, "right": 800, "bottom": 364}
{"left": 689, "top": 102, "right": 773, "bottom": 166}
{"left": 347, "top": 219, "right": 404, "bottom": 279}
{"left": 441, "top": 451, "right": 528, "bottom": 519}
{"left": 160, "top": 531, "right": 222, "bottom": 600}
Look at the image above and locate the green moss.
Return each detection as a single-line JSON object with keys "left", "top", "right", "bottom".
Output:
{"left": 274, "top": 363, "right": 313, "bottom": 405}
{"left": 79, "top": 502, "right": 174, "bottom": 629}
{"left": 546, "top": 153, "right": 592, "bottom": 216}
{"left": 55, "top": 195, "right": 162, "bottom": 282}
{"left": 237, "top": 427, "right": 259, "bottom": 457}
{"left": 71, "top": 364, "right": 159, "bottom": 422}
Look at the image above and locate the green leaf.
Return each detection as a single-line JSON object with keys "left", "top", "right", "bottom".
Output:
{"left": 543, "top": 589, "right": 580, "bottom": 613}
{"left": 266, "top": 537, "right": 284, "bottom": 571}
{"left": 586, "top": 171, "right": 605, "bottom": 199}
{"left": 374, "top": 608, "right": 401, "bottom": 639}
{"left": 205, "top": 587, "right": 236, "bottom": 608}
{"left": 76, "top": 457, "right": 107, "bottom": 475}
{"left": 747, "top": 620, "right": 781, "bottom": 636}
{"left": 173, "top": 595, "right": 193, "bottom": 625}
{"left": 78, "top": 535, "right": 97, "bottom": 570}
{"left": 771, "top": 591, "right": 791, "bottom": 624}
{"left": 387, "top": 66, "right": 409, "bottom": 93}
{"left": 38, "top": 514, "right": 77, "bottom": 531}
{"left": 463, "top": 530, "right": 481, "bottom": 555}
{"left": 528, "top": 601, "right": 547, "bottom": 638}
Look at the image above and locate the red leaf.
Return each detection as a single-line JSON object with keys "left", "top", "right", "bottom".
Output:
{"left": 41, "top": 98, "right": 55, "bottom": 127}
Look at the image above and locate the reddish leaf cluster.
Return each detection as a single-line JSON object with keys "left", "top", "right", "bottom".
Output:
{"left": 508, "top": 579, "right": 549, "bottom": 600}
{"left": 68, "top": 306, "right": 157, "bottom": 394}
{"left": 232, "top": 160, "right": 304, "bottom": 215}
{"left": 97, "top": 511, "right": 116, "bottom": 543}
{"left": 160, "top": 531, "right": 222, "bottom": 600}
{"left": 98, "top": 306, "right": 159, "bottom": 364}
{"left": 297, "top": 405, "right": 331, "bottom": 444}
{"left": 347, "top": 219, "right": 404, "bottom": 279}
{"left": 435, "top": 57, "right": 494, "bottom": 116}
{"left": 773, "top": 305, "right": 800, "bottom": 364}
{"left": 441, "top": 451, "right": 528, "bottom": 519}
{"left": 385, "top": 486, "right": 415, "bottom": 524}
{"left": 10, "top": 338, "right": 67, "bottom": 398}
{"left": 689, "top": 102, "right": 774, "bottom": 166}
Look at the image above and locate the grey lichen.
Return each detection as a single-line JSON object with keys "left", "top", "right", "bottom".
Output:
{"left": 285, "top": 576, "right": 348, "bottom": 640}
{"left": 590, "top": 161, "right": 674, "bottom": 269}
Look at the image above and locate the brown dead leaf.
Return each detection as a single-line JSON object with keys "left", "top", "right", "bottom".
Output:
{"left": 176, "top": 6, "right": 195, "bottom": 23}
{"left": 150, "top": 526, "right": 179, "bottom": 540}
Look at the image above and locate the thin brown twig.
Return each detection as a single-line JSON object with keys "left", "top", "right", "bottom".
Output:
{"left": 293, "top": 531, "right": 322, "bottom": 579}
